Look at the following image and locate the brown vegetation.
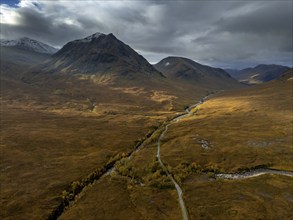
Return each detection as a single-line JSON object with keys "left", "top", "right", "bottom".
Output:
{"left": 160, "top": 76, "right": 293, "bottom": 173}
{"left": 1, "top": 64, "right": 291, "bottom": 220}
{"left": 184, "top": 174, "right": 293, "bottom": 220}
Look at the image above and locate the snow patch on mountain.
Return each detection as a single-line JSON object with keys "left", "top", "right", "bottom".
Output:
{"left": 0, "top": 40, "right": 17, "bottom": 46}
{"left": 73, "top": 32, "right": 105, "bottom": 43}
{"left": 0, "top": 37, "right": 58, "bottom": 54}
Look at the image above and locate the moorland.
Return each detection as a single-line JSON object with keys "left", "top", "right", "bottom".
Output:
{"left": 1, "top": 33, "right": 292, "bottom": 220}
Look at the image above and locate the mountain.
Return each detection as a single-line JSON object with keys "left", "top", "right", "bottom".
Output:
{"left": 0, "top": 37, "right": 58, "bottom": 54}
{"left": 225, "top": 64, "right": 290, "bottom": 84}
{"left": 154, "top": 56, "right": 242, "bottom": 89}
{"left": 0, "top": 38, "right": 57, "bottom": 77}
{"left": 278, "top": 67, "right": 292, "bottom": 81}
{"left": 39, "top": 32, "right": 164, "bottom": 81}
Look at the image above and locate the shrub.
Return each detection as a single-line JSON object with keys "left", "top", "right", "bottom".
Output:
{"left": 237, "top": 163, "right": 272, "bottom": 173}
{"left": 147, "top": 171, "right": 173, "bottom": 189}
{"left": 202, "top": 163, "right": 224, "bottom": 174}
{"left": 144, "top": 159, "right": 173, "bottom": 189}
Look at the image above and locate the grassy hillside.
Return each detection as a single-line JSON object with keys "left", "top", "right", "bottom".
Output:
{"left": 59, "top": 175, "right": 182, "bottom": 220}
{"left": 0, "top": 103, "right": 168, "bottom": 219}
{"left": 159, "top": 71, "right": 293, "bottom": 172}
{"left": 184, "top": 174, "right": 293, "bottom": 220}
{"left": 0, "top": 67, "right": 210, "bottom": 219}
{"left": 55, "top": 70, "right": 293, "bottom": 220}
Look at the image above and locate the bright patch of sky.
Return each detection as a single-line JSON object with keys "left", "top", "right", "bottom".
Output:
{"left": 1, "top": 0, "right": 19, "bottom": 7}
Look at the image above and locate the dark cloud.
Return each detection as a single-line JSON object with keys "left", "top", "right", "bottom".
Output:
{"left": 0, "top": 0, "right": 292, "bottom": 69}
{"left": 216, "top": 2, "right": 292, "bottom": 35}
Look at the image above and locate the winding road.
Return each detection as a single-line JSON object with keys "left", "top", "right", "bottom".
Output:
{"left": 157, "top": 123, "right": 189, "bottom": 220}
{"left": 156, "top": 95, "right": 210, "bottom": 220}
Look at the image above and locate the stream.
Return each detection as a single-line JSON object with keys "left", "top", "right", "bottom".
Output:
{"left": 216, "top": 168, "right": 293, "bottom": 180}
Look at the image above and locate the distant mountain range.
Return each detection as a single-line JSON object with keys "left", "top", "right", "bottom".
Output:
{"left": 1, "top": 33, "right": 244, "bottom": 91}
{"left": 225, "top": 64, "right": 290, "bottom": 84}
{"left": 1, "top": 34, "right": 289, "bottom": 88}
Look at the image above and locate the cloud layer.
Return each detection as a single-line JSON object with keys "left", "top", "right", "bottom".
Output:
{"left": 1, "top": 0, "right": 292, "bottom": 69}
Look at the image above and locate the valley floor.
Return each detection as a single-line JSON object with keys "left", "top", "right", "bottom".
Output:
{"left": 59, "top": 77, "right": 292, "bottom": 220}
{"left": 1, "top": 73, "right": 292, "bottom": 220}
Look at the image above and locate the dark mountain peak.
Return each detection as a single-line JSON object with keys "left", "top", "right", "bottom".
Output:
{"left": 159, "top": 56, "right": 200, "bottom": 66}
{"left": 154, "top": 56, "right": 240, "bottom": 89}
{"left": 107, "top": 33, "right": 116, "bottom": 38}
{"left": 158, "top": 57, "right": 229, "bottom": 74}
{"left": 162, "top": 56, "right": 191, "bottom": 62}
{"left": 156, "top": 57, "right": 199, "bottom": 75}
{"left": 69, "top": 32, "right": 119, "bottom": 46}
{"left": 41, "top": 32, "right": 164, "bottom": 80}
{"left": 155, "top": 56, "right": 231, "bottom": 79}
{"left": 72, "top": 32, "right": 106, "bottom": 43}
{"left": 254, "top": 64, "right": 282, "bottom": 68}
{"left": 19, "top": 37, "right": 32, "bottom": 41}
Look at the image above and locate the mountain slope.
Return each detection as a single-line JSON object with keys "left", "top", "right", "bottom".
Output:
{"left": 0, "top": 40, "right": 56, "bottom": 78}
{"left": 0, "top": 37, "right": 58, "bottom": 54}
{"left": 226, "top": 64, "right": 290, "bottom": 84}
{"left": 154, "top": 56, "right": 242, "bottom": 89}
{"left": 0, "top": 47, "right": 51, "bottom": 66}
{"left": 40, "top": 32, "right": 164, "bottom": 81}
{"left": 278, "top": 67, "right": 292, "bottom": 81}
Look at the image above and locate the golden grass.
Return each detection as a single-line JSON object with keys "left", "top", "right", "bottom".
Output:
{"left": 40, "top": 77, "right": 292, "bottom": 220}
{"left": 4, "top": 67, "right": 286, "bottom": 219}
{"left": 1, "top": 71, "right": 208, "bottom": 219}
{"left": 184, "top": 174, "right": 293, "bottom": 220}
{"left": 59, "top": 175, "right": 181, "bottom": 220}
{"left": 0, "top": 103, "right": 166, "bottom": 219}
{"left": 160, "top": 79, "right": 293, "bottom": 172}
{"left": 55, "top": 119, "right": 183, "bottom": 220}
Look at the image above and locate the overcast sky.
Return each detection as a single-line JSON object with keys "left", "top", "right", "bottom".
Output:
{"left": 0, "top": 0, "right": 292, "bottom": 69}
